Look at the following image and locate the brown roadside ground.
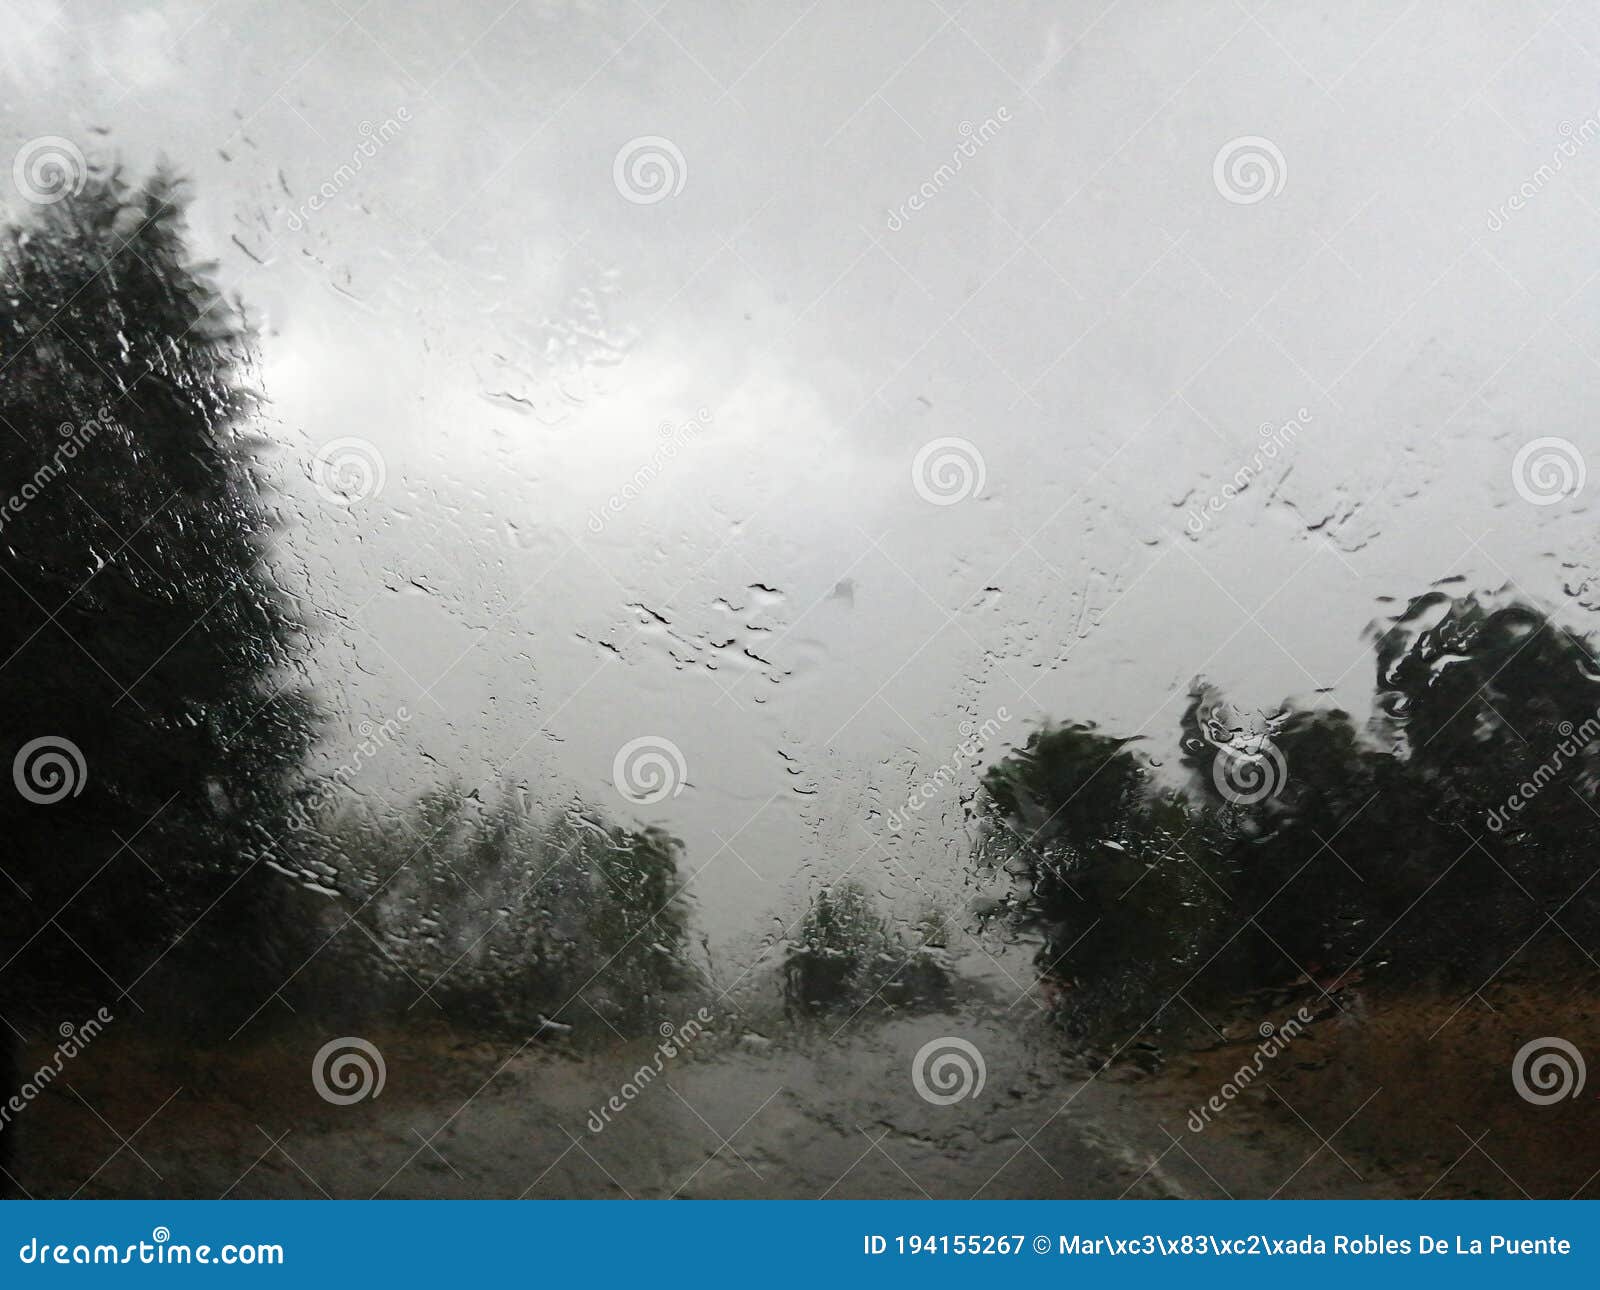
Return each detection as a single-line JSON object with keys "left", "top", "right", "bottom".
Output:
{"left": 7, "top": 976, "right": 1596, "bottom": 1199}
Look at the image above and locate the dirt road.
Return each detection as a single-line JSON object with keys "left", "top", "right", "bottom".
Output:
{"left": 13, "top": 1002, "right": 1386, "bottom": 1199}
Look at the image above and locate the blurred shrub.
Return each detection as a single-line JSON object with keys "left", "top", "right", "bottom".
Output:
{"left": 782, "top": 880, "right": 953, "bottom": 1016}
{"left": 978, "top": 589, "right": 1600, "bottom": 1027}
{"left": 299, "top": 787, "right": 696, "bottom": 1034}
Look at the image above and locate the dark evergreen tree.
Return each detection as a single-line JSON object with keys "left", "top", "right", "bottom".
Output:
{"left": 0, "top": 170, "right": 316, "bottom": 1024}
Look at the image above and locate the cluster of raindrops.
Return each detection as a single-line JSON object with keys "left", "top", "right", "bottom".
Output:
{"left": 578, "top": 586, "right": 796, "bottom": 697}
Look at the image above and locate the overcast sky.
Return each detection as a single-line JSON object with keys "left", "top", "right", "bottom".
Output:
{"left": 6, "top": 0, "right": 1599, "bottom": 953}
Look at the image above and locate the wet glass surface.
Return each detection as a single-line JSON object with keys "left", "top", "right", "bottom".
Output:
{"left": 2, "top": 0, "right": 1600, "bottom": 1199}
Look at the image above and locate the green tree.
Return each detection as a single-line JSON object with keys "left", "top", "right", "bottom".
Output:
{"left": 978, "top": 723, "right": 1221, "bottom": 1028}
{"left": 978, "top": 589, "right": 1600, "bottom": 1027}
